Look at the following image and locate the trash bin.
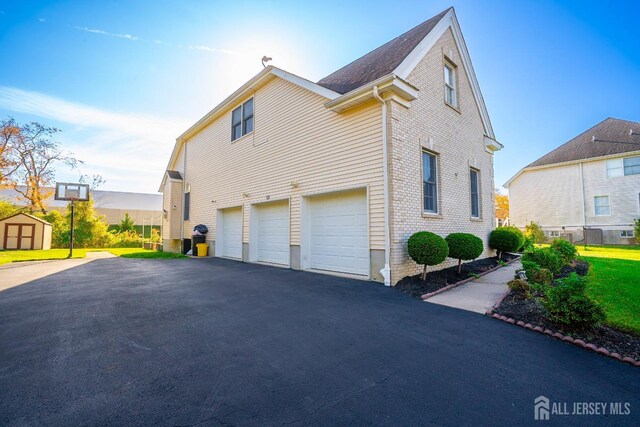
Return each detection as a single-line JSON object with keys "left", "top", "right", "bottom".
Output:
{"left": 196, "top": 243, "right": 209, "bottom": 257}
{"left": 192, "top": 234, "right": 206, "bottom": 255}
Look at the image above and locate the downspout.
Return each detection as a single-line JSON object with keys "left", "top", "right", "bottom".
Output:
{"left": 373, "top": 86, "right": 391, "bottom": 286}
{"left": 180, "top": 138, "right": 187, "bottom": 253}
{"left": 579, "top": 161, "right": 587, "bottom": 238}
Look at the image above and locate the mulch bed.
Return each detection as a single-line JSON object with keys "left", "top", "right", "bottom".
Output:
{"left": 492, "top": 259, "right": 640, "bottom": 363}
{"left": 395, "top": 253, "right": 519, "bottom": 299}
{"left": 494, "top": 292, "right": 640, "bottom": 361}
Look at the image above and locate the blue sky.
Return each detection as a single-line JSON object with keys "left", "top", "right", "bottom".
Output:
{"left": 1, "top": 0, "right": 638, "bottom": 193}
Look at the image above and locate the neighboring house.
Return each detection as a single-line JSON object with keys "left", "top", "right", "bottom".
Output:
{"left": 160, "top": 7, "right": 503, "bottom": 285}
{"left": 0, "top": 187, "right": 162, "bottom": 226}
{"left": 505, "top": 117, "right": 640, "bottom": 245}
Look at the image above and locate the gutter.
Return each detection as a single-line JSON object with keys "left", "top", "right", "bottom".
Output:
{"left": 372, "top": 86, "right": 391, "bottom": 286}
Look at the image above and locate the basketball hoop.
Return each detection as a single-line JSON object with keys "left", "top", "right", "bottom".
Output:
{"left": 54, "top": 182, "right": 90, "bottom": 258}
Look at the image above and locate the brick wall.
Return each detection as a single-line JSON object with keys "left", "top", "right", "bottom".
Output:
{"left": 388, "top": 28, "right": 497, "bottom": 283}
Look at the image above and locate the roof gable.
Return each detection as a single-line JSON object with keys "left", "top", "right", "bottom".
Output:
{"left": 527, "top": 117, "right": 640, "bottom": 168}
{"left": 317, "top": 8, "right": 450, "bottom": 94}
{"left": 0, "top": 212, "right": 51, "bottom": 225}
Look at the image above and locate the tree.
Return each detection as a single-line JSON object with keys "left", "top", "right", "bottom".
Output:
{"left": 494, "top": 189, "right": 509, "bottom": 222}
{"left": 119, "top": 213, "right": 135, "bottom": 232}
{"left": 445, "top": 233, "right": 484, "bottom": 274}
{"left": 407, "top": 231, "right": 449, "bottom": 280}
{"left": 0, "top": 199, "right": 19, "bottom": 219}
{"left": 55, "top": 198, "right": 112, "bottom": 248}
{"left": 635, "top": 219, "right": 640, "bottom": 244}
{"left": 0, "top": 118, "right": 80, "bottom": 214}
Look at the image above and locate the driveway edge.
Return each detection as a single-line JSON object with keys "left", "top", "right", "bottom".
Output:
{"left": 421, "top": 255, "right": 520, "bottom": 301}
{"left": 485, "top": 312, "right": 640, "bottom": 367}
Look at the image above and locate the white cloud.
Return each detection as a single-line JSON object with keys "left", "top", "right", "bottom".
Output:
{"left": 0, "top": 86, "right": 191, "bottom": 192}
{"left": 38, "top": 18, "right": 46, "bottom": 22}
{"left": 74, "top": 26, "right": 138, "bottom": 41}
{"left": 188, "top": 45, "right": 241, "bottom": 56}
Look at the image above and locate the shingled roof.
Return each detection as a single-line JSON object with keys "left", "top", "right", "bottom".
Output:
{"left": 527, "top": 118, "right": 640, "bottom": 168}
{"left": 317, "top": 8, "right": 451, "bottom": 94}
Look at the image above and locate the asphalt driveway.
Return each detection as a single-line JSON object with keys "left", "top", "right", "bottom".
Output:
{"left": 0, "top": 257, "right": 638, "bottom": 426}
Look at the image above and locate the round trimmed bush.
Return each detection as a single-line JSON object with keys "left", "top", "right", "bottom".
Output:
{"left": 445, "top": 233, "right": 484, "bottom": 273}
{"left": 407, "top": 231, "right": 449, "bottom": 280}
{"left": 489, "top": 226, "right": 524, "bottom": 259}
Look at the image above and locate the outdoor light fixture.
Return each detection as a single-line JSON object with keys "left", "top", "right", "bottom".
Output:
{"left": 261, "top": 55, "right": 272, "bottom": 67}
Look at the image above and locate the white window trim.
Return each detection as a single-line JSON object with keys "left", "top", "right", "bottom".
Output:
{"left": 594, "top": 195, "right": 611, "bottom": 216}
{"left": 623, "top": 155, "right": 640, "bottom": 176}
{"left": 548, "top": 231, "right": 560, "bottom": 237}
{"left": 231, "top": 97, "right": 254, "bottom": 142}
{"left": 421, "top": 150, "right": 439, "bottom": 215}
{"left": 470, "top": 168, "right": 481, "bottom": 219}
{"left": 444, "top": 59, "right": 458, "bottom": 109}
{"left": 620, "top": 230, "right": 634, "bottom": 238}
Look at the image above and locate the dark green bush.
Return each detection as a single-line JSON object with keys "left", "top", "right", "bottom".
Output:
{"left": 408, "top": 231, "right": 449, "bottom": 280}
{"left": 543, "top": 273, "right": 605, "bottom": 328}
{"left": 522, "top": 246, "right": 564, "bottom": 275}
{"left": 489, "top": 226, "right": 524, "bottom": 259}
{"left": 519, "top": 235, "right": 534, "bottom": 252}
{"left": 550, "top": 239, "right": 578, "bottom": 264}
{"left": 445, "top": 233, "right": 484, "bottom": 273}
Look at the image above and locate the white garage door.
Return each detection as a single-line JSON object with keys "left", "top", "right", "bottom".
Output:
{"left": 221, "top": 207, "right": 242, "bottom": 259}
{"left": 255, "top": 201, "right": 289, "bottom": 265}
{"left": 308, "top": 190, "right": 369, "bottom": 276}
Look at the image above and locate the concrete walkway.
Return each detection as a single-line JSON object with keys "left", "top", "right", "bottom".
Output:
{"left": 426, "top": 260, "right": 521, "bottom": 314}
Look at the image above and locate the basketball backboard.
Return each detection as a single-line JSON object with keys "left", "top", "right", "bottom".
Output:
{"left": 54, "top": 182, "right": 90, "bottom": 201}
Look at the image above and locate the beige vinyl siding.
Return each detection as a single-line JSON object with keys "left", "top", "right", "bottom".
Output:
{"left": 173, "top": 77, "right": 384, "bottom": 249}
{"left": 0, "top": 214, "right": 51, "bottom": 250}
{"left": 510, "top": 156, "right": 640, "bottom": 229}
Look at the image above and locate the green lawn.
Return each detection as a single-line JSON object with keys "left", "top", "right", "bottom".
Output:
{"left": 576, "top": 245, "right": 640, "bottom": 335}
{"left": 0, "top": 248, "right": 186, "bottom": 265}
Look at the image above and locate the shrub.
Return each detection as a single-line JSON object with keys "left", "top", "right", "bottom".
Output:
{"left": 110, "top": 230, "right": 142, "bottom": 248}
{"left": 507, "top": 278, "right": 529, "bottom": 293}
{"left": 528, "top": 267, "right": 553, "bottom": 286}
{"left": 635, "top": 218, "right": 640, "bottom": 244}
{"left": 489, "top": 226, "right": 524, "bottom": 259}
{"left": 119, "top": 213, "right": 136, "bottom": 233}
{"left": 521, "top": 246, "right": 563, "bottom": 275}
{"left": 550, "top": 239, "right": 578, "bottom": 264}
{"left": 524, "top": 221, "right": 546, "bottom": 244}
{"left": 543, "top": 273, "right": 605, "bottom": 329}
{"left": 519, "top": 235, "right": 534, "bottom": 253}
{"left": 408, "top": 231, "right": 449, "bottom": 280}
{"left": 445, "top": 233, "right": 484, "bottom": 273}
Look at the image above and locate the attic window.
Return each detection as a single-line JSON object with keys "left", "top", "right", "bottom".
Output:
{"left": 444, "top": 60, "right": 457, "bottom": 108}
{"left": 231, "top": 98, "right": 254, "bottom": 141}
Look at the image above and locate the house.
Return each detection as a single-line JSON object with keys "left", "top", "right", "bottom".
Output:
{"left": 505, "top": 117, "right": 640, "bottom": 245}
{"left": 160, "top": 7, "right": 502, "bottom": 285}
{"left": 1, "top": 187, "right": 163, "bottom": 226}
{"left": 0, "top": 213, "right": 52, "bottom": 250}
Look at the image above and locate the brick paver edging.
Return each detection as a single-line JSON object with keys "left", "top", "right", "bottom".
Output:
{"left": 420, "top": 255, "right": 520, "bottom": 301}
{"left": 485, "top": 312, "right": 640, "bottom": 367}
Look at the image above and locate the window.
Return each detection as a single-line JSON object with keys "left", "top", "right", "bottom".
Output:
{"left": 606, "top": 159, "right": 623, "bottom": 177}
{"left": 620, "top": 230, "right": 634, "bottom": 238}
{"left": 184, "top": 189, "right": 190, "bottom": 221}
{"left": 231, "top": 98, "right": 254, "bottom": 141}
{"left": 470, "top": 169, "right": 480, "bottom": 218}
{"left": 623, "top": 156, "right": 640, "bottom": 176}
{"left": 594, "top": 195, "right": 610, "bottom": 216}
{"left": 548, "top": 231, "right": 560, "bottom": 238}
{"left": 423, "top": 151, "right": 438, "bottom": 213}
{"left": 444, "top": 61, "right": 457, "bottom": 107}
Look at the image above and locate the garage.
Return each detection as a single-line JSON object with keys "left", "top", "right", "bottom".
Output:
{"left": 217, "top": 207, "right": 242, "bottom": 259}
{"left": 250, "top": 200, "right": 290, "bottom": 266}
{"left": 305, "top": 189, "right": 369, "bottom": 276}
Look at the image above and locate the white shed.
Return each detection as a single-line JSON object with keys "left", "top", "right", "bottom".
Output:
{"left": 0, "top": 213, "right": 52, "bottom": 250}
